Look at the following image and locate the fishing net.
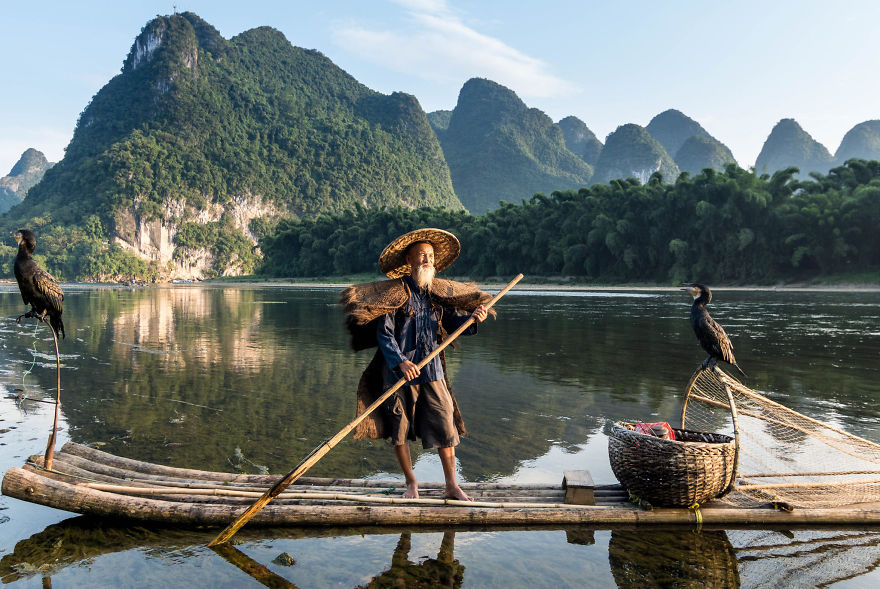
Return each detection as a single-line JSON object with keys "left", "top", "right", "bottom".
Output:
{"left": 681, "top": 367, "right": 880, "bottom": 509}
{"left": 729, "top": 529, "right": 880, "bottom": 587}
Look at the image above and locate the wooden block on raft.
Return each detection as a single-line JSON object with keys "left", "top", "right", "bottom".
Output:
{"left": 562, "top": 470, "right": 595, "bottom": 505}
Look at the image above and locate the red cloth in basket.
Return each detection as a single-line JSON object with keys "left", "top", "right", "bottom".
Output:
{"left": 633, "top": 421, "right": 675, "bottom": 441}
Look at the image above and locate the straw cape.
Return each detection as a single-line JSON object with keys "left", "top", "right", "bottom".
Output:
{"left": 340, "top": 276, "right": 494, "bottom": 440}
{"left": 378, "top": 228, "right": 461, "bottom": 279}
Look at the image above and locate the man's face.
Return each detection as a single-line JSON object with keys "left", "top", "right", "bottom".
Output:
{"left": 406, "top": 242, "right": 435, "bottom": 271}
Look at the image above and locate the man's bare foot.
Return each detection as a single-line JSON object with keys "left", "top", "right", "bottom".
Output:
{"left": 403, "top": 480, "right": 419, "bottom": 499}
{"left": 444, "top": 485, "right": 473, "bottom": 501}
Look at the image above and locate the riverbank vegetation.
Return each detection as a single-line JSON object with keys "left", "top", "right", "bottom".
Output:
{"left": 260, "top": 160, "right": 880, "bottom": 284}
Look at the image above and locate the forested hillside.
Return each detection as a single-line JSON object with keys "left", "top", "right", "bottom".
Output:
{"left": 557, "top": 116, "right": 602, "bottom": 166}
{"left": 0, "top": 12, "right": 459, "bottom": 281}
{"left": 592, "top": 124, "right": 679, "bottom": 185}
{"left": 261, "top": 160, "right": 880, "bottom": 283}
{"left": 438, "top": 78, "right": 593, "bottom": 215}
{"left": 755, "top": 119, "right": 834, "bottom": 178}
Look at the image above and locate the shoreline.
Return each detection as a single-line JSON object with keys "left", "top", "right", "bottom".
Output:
{"left": 2, "top": 278, "right": 878, "bottom": 293}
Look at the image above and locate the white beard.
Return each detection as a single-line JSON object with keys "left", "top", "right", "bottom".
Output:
{"left": 413, "top": 265, "right": 435, "bottom": 289}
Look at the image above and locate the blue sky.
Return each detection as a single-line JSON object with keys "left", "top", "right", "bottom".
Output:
{"left": 2, "top": 0, "right": 879, "bottom": 175}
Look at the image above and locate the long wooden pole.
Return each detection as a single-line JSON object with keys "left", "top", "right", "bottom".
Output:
{"left": 44, "top": 322, "right": 61, "bottom": 470}
{"left": 208, "top": 273, "right": 523, "bottom": 545}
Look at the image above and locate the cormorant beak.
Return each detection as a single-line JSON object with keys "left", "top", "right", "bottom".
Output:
{"left": 13, "top": 231, "right": 21, "bottom": 244}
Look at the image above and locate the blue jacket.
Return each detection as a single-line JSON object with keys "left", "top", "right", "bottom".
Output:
{"left": 376, "top": 276, "right": 476, "bottom": 388}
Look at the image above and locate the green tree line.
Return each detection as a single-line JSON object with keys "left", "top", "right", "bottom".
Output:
{"left": 260, "top": 160, "right": 880, "bottom": 283}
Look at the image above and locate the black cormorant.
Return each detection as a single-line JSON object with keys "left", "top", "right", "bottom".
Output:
{"left": 682, "top": 283, "right": 744, "bottom": 377}
{"left": 14, "top": 229, "right": 65, "bottom": 339}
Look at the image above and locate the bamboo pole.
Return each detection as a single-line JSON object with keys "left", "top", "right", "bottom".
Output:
{"left": 208, "top": 273, "right": 523, "bottom": 546}
{"left": 52, "top": 443, "right": 563, "bottom": 490}
{"left": 82, "top": 482, "right": 584, "bottom": 509}
{"left": 60, "top": 442, "right": 568, "bottom": 489}
{"left": 16, "top": 466, "right": 880, "bottom": 526}
{"left": 742, "top": 470, "right": 880, "bottom": 478}
{"left": 680, "top": 366, "right": 703, "bottom": 429}
{"left": 21, "top": 315, "right": 62, "bottom": 470}
{"left": 720, "top": 368, "right": 740, "bottom": 497}
{"left": 736, "top": 478, "right": 880, "bottom": 491}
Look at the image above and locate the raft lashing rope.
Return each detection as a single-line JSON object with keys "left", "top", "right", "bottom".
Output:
{"left": 682, "top": 368, "right": 880, "bottom": 509}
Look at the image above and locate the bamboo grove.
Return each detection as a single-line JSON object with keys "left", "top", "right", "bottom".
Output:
{"left": 260, "top": 161, "right": 880, "bottom": 283}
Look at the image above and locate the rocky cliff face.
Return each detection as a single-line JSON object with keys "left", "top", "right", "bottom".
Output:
{"left": 592, "top": 124, "right": 679, "bottom": 185}
{"left": 755, "top": 118, "right": 834, "bottom": 177}
{"left": 0, "top": 149, "right": 53, "bottom": 213}
{"left": 112, "top": 193, "right": 283, "bottom": 279}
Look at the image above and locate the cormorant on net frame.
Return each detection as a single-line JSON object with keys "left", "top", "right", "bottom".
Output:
{"left": 14, "top": 229, "right": 65, "bottom": 339}
{"left": 681, "top": 282, "right": 745, "bottom": 378}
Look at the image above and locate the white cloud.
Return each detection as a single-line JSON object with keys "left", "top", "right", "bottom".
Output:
{"left": 331, "top": 0, "right": 576, "bottom": 100}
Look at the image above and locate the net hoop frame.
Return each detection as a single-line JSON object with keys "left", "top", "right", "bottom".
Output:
{"left": 682, "top": 366, "right": 741, "bottom": 497}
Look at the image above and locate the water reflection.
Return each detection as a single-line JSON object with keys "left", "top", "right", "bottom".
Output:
{"left": 5, "top": 518, "right": 880, "bottom": 588}
{"left": 608, "top": 529, "right": 740, "bottom": 587}
{"left": 5, "top": 287, "right": 879, "bottom": 480}
{"left": 2, "top": 286, "right": 880, "bottom": 586}
{"left": 359, "top": 532, "right": 464, "bottom": 589}
{"left": 210, "top": 543, "right": 299, "bottom": 588}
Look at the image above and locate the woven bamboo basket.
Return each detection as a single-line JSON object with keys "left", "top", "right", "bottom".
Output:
{"left": 608, "top": 423, "right": 736, "bottom": 507}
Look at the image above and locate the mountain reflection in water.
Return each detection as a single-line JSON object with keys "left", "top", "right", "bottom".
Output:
{"left": 1, "top": 285, "right": 880, "bottom": 587}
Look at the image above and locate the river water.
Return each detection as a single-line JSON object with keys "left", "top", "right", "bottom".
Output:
{"left": 1, "top": 284, "right": 879, "bottom": 587}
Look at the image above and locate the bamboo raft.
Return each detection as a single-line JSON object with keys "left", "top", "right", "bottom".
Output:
{"left": 6, "top": 442, "right": 880, "bottom": 527}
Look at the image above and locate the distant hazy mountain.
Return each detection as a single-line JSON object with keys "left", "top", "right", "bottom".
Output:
{"left": 592, "top": 123, "right": 679, "bottom": 185}
{"left": 645, "top": 109, "right": 735, "bottom": 174}
{"left": 645, "top": 109, "right": 712, "bottom": 157}
{"left": 675, "top": 135, "right": 736, "bottom": 176}
{"left": 755, "top": 118, "right": 834, "bottom": 177}
{"left": 3, "top": 12, "right": 460, "bottom": 280}
{"left": 427, "top": 110, "right": 453, "bottom": 134}
{"left": 556, "top": 116, "right": 603, "bottom": 166}
{"left": 439, "top": 78, "right": 593, "bottom": 214}
{"left": 0, "top": 148, "right": 53, "bottom": 214}
{"left": 835, "top": 120, "right": 880, "bottom": 164}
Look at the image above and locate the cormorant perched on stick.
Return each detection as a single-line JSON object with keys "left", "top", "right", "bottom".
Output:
{"left": 14, "top": 229, "right": 65, "bottom": 339}
{"left": 681, "top": 283, "right": 744, "bottom": 377}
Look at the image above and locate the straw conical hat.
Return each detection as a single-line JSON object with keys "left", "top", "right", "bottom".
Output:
{"left": 378, "top": 228, "right": 460, "bottom": 279}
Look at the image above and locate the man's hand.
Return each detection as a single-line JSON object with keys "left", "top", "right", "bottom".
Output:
{"left": 472, "top": 305, "right": 488, "bottom": 323}
{"left": 397, "top": 360, "right": 420, "bottom": 381}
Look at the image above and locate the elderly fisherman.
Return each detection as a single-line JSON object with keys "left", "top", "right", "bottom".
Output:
{"left": 341, "top": 228, "right": 491, "bottom": 501}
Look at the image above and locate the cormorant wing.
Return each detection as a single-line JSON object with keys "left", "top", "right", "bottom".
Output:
{"left": 33, "top": 266, "right": 64, "bottom": 314}
{"left": 698, "top": 313, "right": 735, "bottom": 364}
